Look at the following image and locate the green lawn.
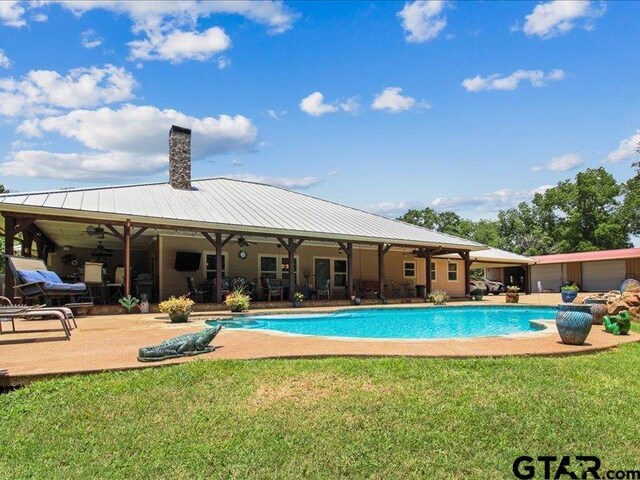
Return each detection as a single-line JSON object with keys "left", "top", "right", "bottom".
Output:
{"left": 2, "top": 332, "right": 640, "bottom": 479}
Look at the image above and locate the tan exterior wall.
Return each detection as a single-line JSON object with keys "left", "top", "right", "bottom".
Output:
{"left": 158, "top": 235, "right": 466, "bottom": 300}
{"left": 566, "top": 262, "right": 582, "bottom": 285}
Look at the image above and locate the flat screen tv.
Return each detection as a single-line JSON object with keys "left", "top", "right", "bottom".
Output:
{"left": 174, "top": 251, "right": 201, "bottom": 272}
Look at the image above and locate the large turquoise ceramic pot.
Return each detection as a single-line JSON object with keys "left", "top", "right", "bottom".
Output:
{"left": 561, "top": 290, "right": 579, "bottom": 303}
{"left": 556, "top": 304, "right": 593, "bottom": 345}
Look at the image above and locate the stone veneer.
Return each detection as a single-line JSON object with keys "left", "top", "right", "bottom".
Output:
{"left": 169, "top": 125, "right": 192, "bottom": 190}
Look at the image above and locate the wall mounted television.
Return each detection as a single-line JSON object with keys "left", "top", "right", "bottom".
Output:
{"left": 174, "top": 251, "right": 202, "bottom": 272}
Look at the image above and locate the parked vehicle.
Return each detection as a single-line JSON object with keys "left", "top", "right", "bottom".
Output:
{"left": 470, "top": 276, "right": 505, "bottom": 295}
{"left": 469, "top": 278, "right": 487, "bottom": 294}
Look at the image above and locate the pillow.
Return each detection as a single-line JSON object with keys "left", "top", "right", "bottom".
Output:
{"left": 17, "top": 269, "right": 46, "bottom": 284}
{"left": 38, "top": 270, "right": 63, "bottom": 283}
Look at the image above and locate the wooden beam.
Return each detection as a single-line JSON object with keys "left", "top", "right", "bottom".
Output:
{"left": 425, "top": 251, "right": 432, "bottom": 297}
{"left": 22, "top": 231, "right": 34, "bottom": 258}
{"left": 215, "top": 233, "right": 223, "bottom": 303}
{"left": 288, "top": 238, "right": 296, "bottom": 301}
{"left": 221, "top": 234, "right": 235, "bottom": 248}
{"left": 201, "top": 231, "right": 215, "bottom": 246}
{"left": 130, "top": 227, "right": 148, "bottom": 242}
{"left": 124, "top": 220, "right": 131, "bottom": 296}
{"left": 378, "top": 244, "right": 386, "bottom": 300}
{"left": 105, "top": 224, "right": 124, "bottom": 241}
{"left": 4, "top": 216, "right": 15, "bottom": 296}
{"left": 13, "top": 219, "right": 34, "bottom": 235}
{"left": 346, "top": 242, "right": 353, "bottom": 298}
{"left": 459, "top": 251, "right": 471, "bottom": 297}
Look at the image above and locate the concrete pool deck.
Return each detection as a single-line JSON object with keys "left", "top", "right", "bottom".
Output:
{"left": 1, "top": 293, "right": 638, "bottom": 386}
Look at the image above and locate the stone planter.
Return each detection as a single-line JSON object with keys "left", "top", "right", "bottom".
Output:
{"left": 561, "top": 290, "right": 579, "bottom": 303}
{"left": 472, "top": 293, "right": 484, "bottom": 301}
{"left": 505, "top": 293, "right": 519, "bottom": 304}
{"left": 556, "top": 304, "right": 593, "bottom": 345}
{"left": 584, "top": 299, "right": 607, "bottom": 325}
{"left": 169, "top": 311, "right": 191, "bottom": 323}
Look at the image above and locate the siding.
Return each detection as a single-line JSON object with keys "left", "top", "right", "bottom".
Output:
{"left": 627, "top": 258, "right": 640, "bottom": 279}
{"left": 566, "top": 262, "right": 582, "bottom": 286}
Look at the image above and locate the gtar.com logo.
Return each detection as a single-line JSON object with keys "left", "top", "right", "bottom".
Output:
{"left": 512, "top": 456, "right": 640, "bottom": 480}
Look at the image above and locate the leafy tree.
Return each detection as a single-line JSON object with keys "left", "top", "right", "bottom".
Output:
{"left": 622, "top": 158, "right": 640, "bottom": 236}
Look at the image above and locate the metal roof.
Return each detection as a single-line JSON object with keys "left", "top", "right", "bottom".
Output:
{"left": 0, "top": 177, "right": 486, "bottom": 250}
{"left": 533, "top": 248, "right": 640, "bottom": 265}
{"left": 440, "top": 246, "right": 535, "bottom": 266}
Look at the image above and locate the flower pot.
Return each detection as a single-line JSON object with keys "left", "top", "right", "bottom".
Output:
{"left": 505, "top": 293, "right": 519, "bottom": 304}
{"left": 556, "top": 304, "right": 593, "bottom": 345}
{"left": 169, "top": 311, "right": 191, "bottom": 323}
{"left": 561, "top": 290, "right": 579, "bottom": 303}
{"left": 472, "top": 294, "right": 484, "bottom": 301}
{"left": 293, "top": 301, "right": 302, "bottom": 308}
{"left": 354, "top": 297, "right": 361, "bottom": 305}
{"left": 230, "top": 306, "right": 246, "bottom": 313}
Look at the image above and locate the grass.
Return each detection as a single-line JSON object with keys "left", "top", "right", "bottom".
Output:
{"left": 1, "top": 328, "right": 639, "bottom": 479}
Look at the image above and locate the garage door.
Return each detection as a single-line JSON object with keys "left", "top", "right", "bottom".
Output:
{"left": 531, "top": 264, "right": 563, "bottom": 292}
{"left": 582, "top": 260, "right": 626, "bottom": 292}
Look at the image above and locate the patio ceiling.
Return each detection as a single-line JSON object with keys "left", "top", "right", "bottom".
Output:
{"left": 35, "top": 220, "right": 154, "bottom": 250}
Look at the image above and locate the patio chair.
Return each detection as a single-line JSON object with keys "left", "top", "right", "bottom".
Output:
{"left": 186, "top": 277, "right": 207, "bottom": 303}
{"left": 261, "top": 276, "right": 284, "bottom": 301}
{"left": 316, "top": 278, "right": 331, "bottom": 300}
{"left": 106, "top": 266, "right": 125, "bottom": 301}
{"left": 4, "top": 255, "right": 87, "bottom": 306}
{"left": 82, "top": 261, "right": 105, "bottom": 304}
{"left": 0, "top": 297, "right": 75, "bottom": 339}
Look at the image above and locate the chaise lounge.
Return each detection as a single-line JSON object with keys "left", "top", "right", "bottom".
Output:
{"left": 4, "top": 255, "right": 87, "bottom": 305}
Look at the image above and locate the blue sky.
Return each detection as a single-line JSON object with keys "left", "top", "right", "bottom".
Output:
{"left": 0, "top": 0, "right": 638, "bottom": 222}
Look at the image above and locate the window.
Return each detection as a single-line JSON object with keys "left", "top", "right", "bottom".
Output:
{"left": 205, "top": 253, "right": 226, "bottom": 280}
{"left": 333, "top": 259, "right": 347, "bottom": 287}
{"left": 448, "top": 262, "right": 458, "bottom": 281}
{"left": 281, "top": 257, "right": 298, "bottom": 283}
{"left": 431, "top": 261, "right": 436, "bottom": 281}
{"left": 260, "top": 256, "right": 278, "bottom": 281}
{"left": 404, "top": 261, "right": 416, "bottom": 278}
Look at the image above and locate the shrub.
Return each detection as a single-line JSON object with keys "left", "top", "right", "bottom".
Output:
{"left": 118, "top": 295, "right": 140, "bottom": 313}
{"left": 561, "top": 284, "right": 580, "bottom": 292}
{"left": 506, "top": 286, "right": 520, "bottom": 294}
{"left": 293, "top": 292, "right": 305, "bottom": 303}
{"left": 158, "top": 295, "right": 195, "bottom": 316}
{"left": 429, "top": 290, "right": 449, "bottom": 305}
{"left": 225, "top": 289, "right": 250, "bottom": 312}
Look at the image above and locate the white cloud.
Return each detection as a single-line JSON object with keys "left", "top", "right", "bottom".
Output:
{"left": 231, "top": 159, "right": 243, "bottom": 166}
{"left": 267, "top": 109, "right": 286, "bottom": 120}
{"left": 365, "top": 200, "right": 427, "bottom": 217}
{"left": 531, "top": 153, "right": 583, "bottom": 172}
{"left": 223, "top": 173, "right": 320, "bottom": 190}
{"left": 32, "top": 12, "right": 48, "bottom": 23}
{"left": 462, "top": 69, "right": 565, "bottom": 92}
{"left": 299, "top": 92, "right": 358, "bottom": 117}
{"left": 327, "top": 170, "right": 339, "bottom": 176}
{"left": 397, "top": 0, "right": 447, "bottom": 43}
{"left": 519, "top": 0, "right": 606, "bottom": 39}
{"left": 606, "top": 130, "right": 640, "bottom": 163}
{"left": 3, "top": 104, "right": 258, "bottom": 180}
{"left": 0, "top": 64, "right": 137, "bottom": 117}
{"left": 0, "top": 1, "right": 26, "bottom": 27}
{"left": 81, "top": 29, "right": 104, "bottom": 49}
{"left": 128, "top": 26, "right": 230, "bottom": 63}
{"left": 0, "top": 49, "right": 11, "bottom": 69}
{"left": 217, "top": 55, "right": 230, "bottom": 69}
{"left": 371, "top": 87, "right": 428, "bottom": 113}
{"left": 430, "top": 186, "right": 553, "bottom": 212}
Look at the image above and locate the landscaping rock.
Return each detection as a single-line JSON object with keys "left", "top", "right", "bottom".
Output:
{"left": 621, "top": 292, "right": 640, "bottom": 307}
{"left": 607, "top": 301, "right": 631, "bottom": 316}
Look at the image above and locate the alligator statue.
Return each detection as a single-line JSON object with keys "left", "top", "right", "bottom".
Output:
{"left": 138, "top": 325, "right": 222, "bottom": 362}
{"left": 603, "top": 311, "right": 631, "bottom": 336}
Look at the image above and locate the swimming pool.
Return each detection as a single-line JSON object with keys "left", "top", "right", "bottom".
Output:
{"left": 208, "top": 306, "right": 556, "bottom": 340}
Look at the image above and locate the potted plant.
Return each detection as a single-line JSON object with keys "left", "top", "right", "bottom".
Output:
{"left": 560, "top": 283, "right": 580, "bottom": 303}
{"left": 159, "top": 295, "right": 195, "bottom": 323}
{"left": 224, "top": 288, "right": 250, "bottom": 313}
{"left": 118, "top": 295, "right": 140, "bottom": 313}
{"left": 293, "top": 292, "right": 304, "bottom": 308}
{"left": 429, "top": 289, "right": 449, "bottom": 305}
{"left": 505, "top": 286, "right": 520, "bottom": 304}
{"left": 470, "top": 288, "right": 484, "bottom": 301}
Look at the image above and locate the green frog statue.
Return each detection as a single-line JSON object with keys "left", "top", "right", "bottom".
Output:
{"left": 138, "top": 325, "right": 222, "bottom": 362}
{"left": 603, "top": 311, "right": 631, "bottom": 336}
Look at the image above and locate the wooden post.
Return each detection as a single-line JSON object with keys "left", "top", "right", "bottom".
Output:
{"left": 459, "top": 251, "right": 471, "bottom": 297}
{"left": 22, "top": 231, "right": 33, "bottom": 258}
{"left": 425, "top": 251, "right": 432, "bottom": 297}
{"left": 524, "top": 265, "right": 531, "bottom": 294}
{"left": 215, "top": 233, "right": 223, "bottom": 303}
{"left": 287, "top": 238, "right": 296, "bottom": 301}
{"left": 124, "top": 220, "right": 131, "bottom": 296}
{"left": 4, "top": 216, "right": 15, "bottom": 296}
{"left": 346, "top": 242, "right": 353, "bottom": 299}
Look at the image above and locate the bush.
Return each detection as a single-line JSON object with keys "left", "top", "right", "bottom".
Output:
{"left": 293, "top": 292, "right": 305, "bottom": 303}
{"left": 429, "top": 290, "right": 449, "bottom": 305}
{"left": 506, "top": 286, "right": 520, "bottom": 294}
{"left": 158, "top": 295, "right": 195, "bottom": 316}
{"left": 225, "top": 289, "right": 250, "bottom": 312}
{"left": 561, "top": 284, "right": 580, "bottom": 292}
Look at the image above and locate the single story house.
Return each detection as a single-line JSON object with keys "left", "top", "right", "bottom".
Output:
{"left": 531, "top": 248, "right": 640, "bottom": 292}
{"left": 0, "top": 125, "right": 531, "bottom": 305}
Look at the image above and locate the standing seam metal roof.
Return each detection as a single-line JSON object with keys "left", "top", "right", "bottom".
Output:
{"left": 0, "top": 177, "right": 486, "bottom": 249}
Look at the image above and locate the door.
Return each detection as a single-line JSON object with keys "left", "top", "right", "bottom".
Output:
{"left": 531, "top": 264, "right": 563, "bottom": 292}
{"left": 582, "top": 260, "right": 626, "bottom": 292}
{"left": 314, "top": 258, "right": 330, "bottom": 289}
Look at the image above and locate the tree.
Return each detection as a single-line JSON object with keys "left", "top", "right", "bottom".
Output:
{"left": 622, "top": 153, "right": 640, "bottom": 235}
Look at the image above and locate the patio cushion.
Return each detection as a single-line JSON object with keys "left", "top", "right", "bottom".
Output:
{"left": 18, "top": 269, "right": 46, "bottom": 284}
{"left": 37, "top": 270, "right": 63, "bottom": 283}
{"left": 43, "top": 282, "right": 87, "bottom": 292}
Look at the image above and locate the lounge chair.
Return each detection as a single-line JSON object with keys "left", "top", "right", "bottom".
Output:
{"left": 0, "top": 297, "right": 76, "bottom": 340}
{"left": 5, "top": 255, "right": 87, "bottom": 305}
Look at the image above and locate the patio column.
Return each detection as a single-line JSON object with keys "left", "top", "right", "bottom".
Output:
{"left": 459, "top": 251, "right": 471, "bottom": 297}
{"left": 124, "top": 220, "right": 131, "bottom": 296}
{"left": 377, "top": 243, "right": 391, "bottom": 299}
{"left": 337, "top": 242, "right": 354, "bottom": 299}
{"left": 4, "top": 215, "right": 16, "bottom": 296}
{"left": 425, "top": 251, "right": 432, "bottom": 297}
{"left": 202, "top": 232, "right": 234, "bottom": 303}
{"left": 524, "top": 265, "right": 531, "bottom": 294}
{"left": 278, "top": 237, "right": 304, "bottom": 301}
{"left": 21, "top": 231, "right": 34, "bottom": 257}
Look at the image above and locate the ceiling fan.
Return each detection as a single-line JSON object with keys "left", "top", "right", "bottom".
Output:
{"left": 237, "top": 236, "right": 255, "bottom": 248}
{"left": 82, "top": 225, "right": 116, "bottom": 240}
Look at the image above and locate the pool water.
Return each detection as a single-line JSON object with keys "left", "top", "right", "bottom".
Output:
{"left": 208, "top": 306, "right": 555, "bottom": 340}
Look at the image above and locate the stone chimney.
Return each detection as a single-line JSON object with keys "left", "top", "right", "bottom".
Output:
{"left": 169, "top": 125, "right": 192, "bottom": 190}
